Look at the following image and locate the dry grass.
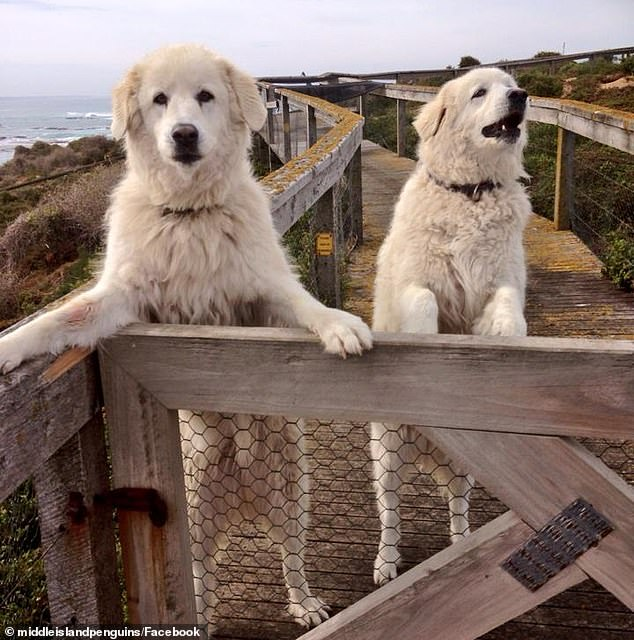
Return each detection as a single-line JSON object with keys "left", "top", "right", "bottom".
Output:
{"left": 0, "top": 162, "right": 123, "bottom": 327}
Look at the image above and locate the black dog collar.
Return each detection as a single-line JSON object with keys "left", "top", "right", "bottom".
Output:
{"left": 428, "top": 172, "right": 501, "bottom": 202}
{"left": 161, "top": 205, "right": 218, "bottom": 217}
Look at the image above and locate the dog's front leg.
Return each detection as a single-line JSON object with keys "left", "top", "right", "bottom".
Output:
{"left": 269, "top": 277, "right": 373, "bottom": 358}
{"left": 473, "top": 285, "right": 527, "bottom": 337}
{"left": 259, "top": 420, "right": 329, "bottom": 628}
{"left": 0, "top": 284, "right": 138, "bottom": 374}
{"left": 370, "top": 422, "right": 405, "bottom": 586}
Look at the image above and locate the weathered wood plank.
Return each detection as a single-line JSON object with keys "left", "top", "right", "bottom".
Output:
{"left": 396, "top": 99, "right": 408, "bottom": 157}
{"left": 259, "top": 88, "right": 363, "bottom": 235}
{"left": 530, "top": 98, "right": 634, "bottom": 155}
{"left": 100, "top": 326, "right": 634, "bottom": 439}
{"left": 98, "top": 346, "right": 196, "bottom": 624}
{"left": 347, "top": 146, "right": 363, "bottom": 244}
{"left": 312, "top": 187, "right": 340, "bottom": 308}
{"left": 0, "top": 350, "right": 101, "bottom": 502}
{"left": 297, "top": 511, "right": 586, "bottom": 640}
{"left": 425, "top": 428, "right": 634, "bottom": 609}
{"left": 34, "top": 414, "right": 122, "bottom": 624}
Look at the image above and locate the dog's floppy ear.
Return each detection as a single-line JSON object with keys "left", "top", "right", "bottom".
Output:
{"left": 225, "top": 62, "right": 267, "bottom": 131}
{"left": 413, "top": 92, "right": 447, "bottom": 142}
{"left": 111, "top": 67, "right": 142, "bottom": 140}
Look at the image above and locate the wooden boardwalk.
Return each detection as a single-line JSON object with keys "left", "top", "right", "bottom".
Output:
{"left": 213, "top": 141, "right": 634, "bottom": 640}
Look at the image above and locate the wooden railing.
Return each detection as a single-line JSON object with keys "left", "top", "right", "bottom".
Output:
{"left": 83, "top": 326, "right": 634, "bottom": 636}
{"left": 261, "top": 46, "right": 634, "bottom": 85}
{"left": 258, "top": 84, "right": 363, "bottom": 307}
{"left": 370, "top": 83, "right": 634, "bottom": 230}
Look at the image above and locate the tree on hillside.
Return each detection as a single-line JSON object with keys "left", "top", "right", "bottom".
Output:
{"left": 459, "top": 55, "right": 481, "bottom": 68}
{"left": 534, "top": 51, "right": 561, "bottom": 59}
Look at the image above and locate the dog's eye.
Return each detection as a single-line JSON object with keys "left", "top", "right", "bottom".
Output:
{"left": 196, "top": 90, "right": 215, "bottom": 104}
{"left": 153, "top": 92, "right": 168, "bottom": 106}
{"left": 472, "top": 88, "right": 487, "bottom": 99}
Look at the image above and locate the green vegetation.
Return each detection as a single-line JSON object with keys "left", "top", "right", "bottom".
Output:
{"left": 602, "top": 228, "right": 634, "bottom": 290}
{"left": 0, "top": 482, "right": 48, "bottom": 627}
{"left": 458, "top": 55, "right": 481, "bottom": 68}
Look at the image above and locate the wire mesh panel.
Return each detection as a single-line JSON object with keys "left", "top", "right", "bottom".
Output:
{"left": 178, "top": 408, "right": 633, "bottom": 640}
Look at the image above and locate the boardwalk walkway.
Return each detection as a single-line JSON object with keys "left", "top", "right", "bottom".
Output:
{"left": 215, "top": 141, "right": 634, "bottom": 640}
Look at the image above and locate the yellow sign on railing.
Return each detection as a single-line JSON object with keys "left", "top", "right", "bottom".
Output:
{"left": 315, "top": 232, "right": 334, "bottom": 256}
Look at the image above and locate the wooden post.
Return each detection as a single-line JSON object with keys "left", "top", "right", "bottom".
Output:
{"left": 307, "top": 105, "right": 318, "bottom": 148}
{"left": 266, "top": 86, "right": 276, "bottom": 145}
{"left": 347, "top": 146, "right": 363, "bottom": 245}
{"left": 554, "top": 127, "right": 575, "bottom": 230}
{"left": 98, "top": 346, "right": 196, "bottom": 624}
{"left": 396, "top": 99, "right": 407, "bottom": 157}
{"left": 358, "top": 94, "right": 368, "bottom": 118}
{"left": 34, "top": 414, "right": 122, "bottom": 624}
{"left": 312, "top": 187, "right": 340, "bottom": 308}
{"left": 282, "top": 95, "right": 292, "bottom": 163}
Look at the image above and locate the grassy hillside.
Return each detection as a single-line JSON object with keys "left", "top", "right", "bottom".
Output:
{"left": 0, "top": 140, "right": 124, "bottom": 330}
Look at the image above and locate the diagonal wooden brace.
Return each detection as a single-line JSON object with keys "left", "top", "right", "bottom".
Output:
{"left": 425, "top": 428, "right": 634, "bottom": 609}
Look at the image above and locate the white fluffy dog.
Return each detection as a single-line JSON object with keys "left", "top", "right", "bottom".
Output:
{"left": 371, "top": 68, "right": 531, "bottom": 585}
{"left": 0, "top": 44, "right": 372, "bottom": 626}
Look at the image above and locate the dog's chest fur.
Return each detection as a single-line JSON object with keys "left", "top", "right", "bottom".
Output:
{"left": 105, "top": 202, "right": 279, "bottom": 327}
{"left": 384, "top": 177, "right": 529, "bottom": 332}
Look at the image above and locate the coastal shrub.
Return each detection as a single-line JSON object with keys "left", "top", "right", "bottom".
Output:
{"left": 601, "top": 228, "right": 634, "bottom": 291}
{"left": 517, "top": 72, "right": 562, "bottom": 98}
{"left": 0, "top": 482, "right": 48, "bottom": 628}
{"left": 0, "top": 136, "right": 121, "bottom": 186}
{"left": 621, "top": 55, "right": 634, "bottom": 75}
{"left": 0, "top": 164, "right": 119, "bottom": 275}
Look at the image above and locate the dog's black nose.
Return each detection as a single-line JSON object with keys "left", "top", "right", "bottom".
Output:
{"left": 171, "top": 124, "right": 199, "bottom": 147}
{"left": 508, "top": 89, "right": 528, "bottom": 108}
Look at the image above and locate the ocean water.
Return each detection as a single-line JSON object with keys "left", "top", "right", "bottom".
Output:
{"left": 0, "top": 96, "right": 112, "bottom": 165}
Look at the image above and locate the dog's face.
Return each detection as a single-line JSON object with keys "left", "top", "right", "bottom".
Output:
{"left": 111, "top": 44, "right": 267, "bottom": 172}
{"left": 415, "top": 68, "right": 529, "bottom": 181}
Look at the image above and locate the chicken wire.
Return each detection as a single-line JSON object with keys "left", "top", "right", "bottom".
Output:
{"left": 178, "top": 408, "right": 634, "bottom": 640}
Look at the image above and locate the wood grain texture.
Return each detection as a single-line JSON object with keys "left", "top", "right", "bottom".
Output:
{"left": 425, "top": 428, "right": 634, "bottom": 609}
{"left": 98, "top": 347, "right": 196, "bottom": 624}
{"left": 34, "top": 414, "right": 122, "bottom": 624}
{"left": 99, "top": 326, "right": 634, "bottom": 439}
{"left": 0, "top": 350, "right": 101, "bottom": 502}
{"left": 297, "top": 512, "right": 586, "bottom": 640}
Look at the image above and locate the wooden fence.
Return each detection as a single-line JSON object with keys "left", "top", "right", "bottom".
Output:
{"left": 1, "top": 75, "right": 634, "bottom": 638}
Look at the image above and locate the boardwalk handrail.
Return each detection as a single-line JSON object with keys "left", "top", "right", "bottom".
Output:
{"left": 373, "top": 83, "right": 634, "bottom": 154}
{"left": 258, "top": 84, "right": 364, "bottom": 235}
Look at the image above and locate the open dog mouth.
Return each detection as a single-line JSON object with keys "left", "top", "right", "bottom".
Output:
{"left": 482, "top": 110, "right": 524, "bottom": 142}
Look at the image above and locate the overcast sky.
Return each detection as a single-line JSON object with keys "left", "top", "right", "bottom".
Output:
{"left": 1, "top": 0, "right": 633, "bottom": 97}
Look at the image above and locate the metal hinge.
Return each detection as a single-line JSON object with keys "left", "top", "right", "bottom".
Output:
{"left": 92, "top": 488, "right": 168, "bottom": 527}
